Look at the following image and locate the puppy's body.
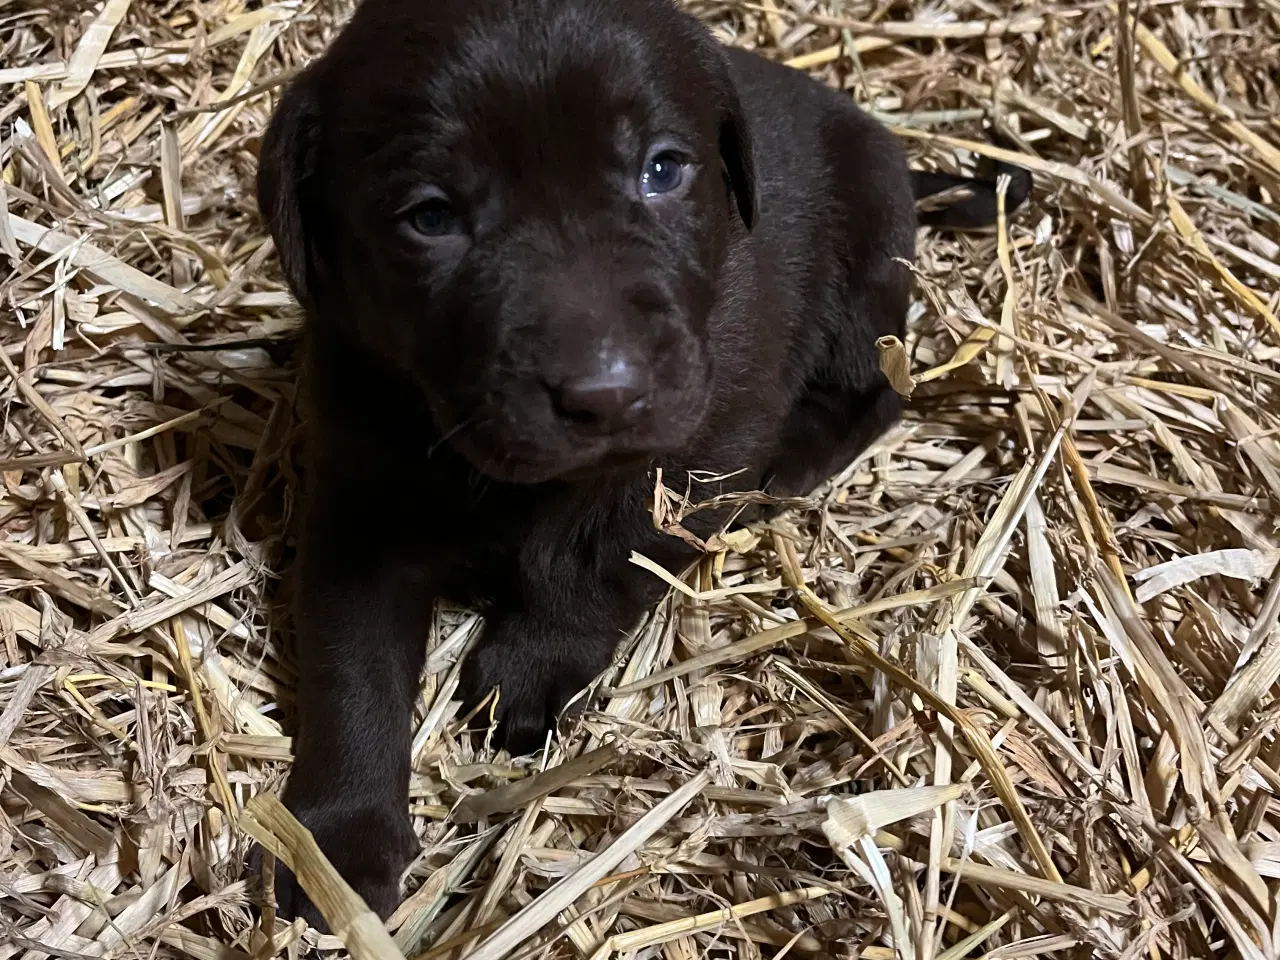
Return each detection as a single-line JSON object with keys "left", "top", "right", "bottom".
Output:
{"left": 257, "top": 0, "right": 1023, "bottom": 927}
{"left": 725, "top": 48, "right": 915, "bottom": 494}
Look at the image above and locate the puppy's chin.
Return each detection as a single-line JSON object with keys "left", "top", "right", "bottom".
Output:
{"left": 439, "top": 407, "right": 709, "bottom": 486}
{"left": 461, "top": 449, "right": 646, "bottom": 486}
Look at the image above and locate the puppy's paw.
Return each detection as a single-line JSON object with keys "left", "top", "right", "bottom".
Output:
{"left": 252, "top": 802, "right": 417, "bottom": 933}
{"left": 459, "top": 622, "right": 611, "bottom": 755}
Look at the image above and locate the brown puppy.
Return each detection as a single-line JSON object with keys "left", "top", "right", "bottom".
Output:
{"left": 255, "top": 0, "right": 1028, "bottom": 927}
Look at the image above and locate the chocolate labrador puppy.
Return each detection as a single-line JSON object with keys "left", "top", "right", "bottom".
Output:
{"left": 255, "top": 0, "right": 1028, "bottom": 927}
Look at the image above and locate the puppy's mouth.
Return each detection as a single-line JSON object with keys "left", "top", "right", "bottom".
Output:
{"left": 432, "top": 393, "right": 708, "bottom": 486}
{"left": 550, "top": 448, "right": 660, "bottom": 482}
{"left": 450, "top": 428, "right": 697, "bottom": 485}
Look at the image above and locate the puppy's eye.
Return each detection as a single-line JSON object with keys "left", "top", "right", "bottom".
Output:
{"left": 640, "top": 151, "right": 687, "bottom": 198}
{"left": 407, "top": 198, "right": 461, "bottom": 238}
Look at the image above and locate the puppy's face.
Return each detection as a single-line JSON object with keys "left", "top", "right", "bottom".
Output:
{"left": 259, "top": 0, "right": 756, "bottom": 483}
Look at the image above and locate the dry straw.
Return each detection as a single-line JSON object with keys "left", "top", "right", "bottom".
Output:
{"left": 2, "top": 0, "right": 1280, "bottom": 958}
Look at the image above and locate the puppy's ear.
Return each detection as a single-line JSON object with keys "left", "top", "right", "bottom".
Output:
{"left": 718, "top": 93, "right": 757, "bottom": 230}
{"left": 257, "top": 71, "right": 322, "bottom": 309}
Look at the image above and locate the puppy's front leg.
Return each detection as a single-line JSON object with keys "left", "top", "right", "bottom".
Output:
{"left": 461, "top": 508, "right": 679, "bottom": 755}
{"left": 275, "top": 525, "right": 432, "bottom": 929}
{"left": 461, "top": 603, "right": 629, "bottom": 756}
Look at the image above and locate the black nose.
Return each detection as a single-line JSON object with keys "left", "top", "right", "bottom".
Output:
{"left": 552, "top": 363, "right": 649, "bottom": 431}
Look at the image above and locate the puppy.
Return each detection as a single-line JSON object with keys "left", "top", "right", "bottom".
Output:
{"left": 255, "top": 0, "right": 1028, "bottom": 927}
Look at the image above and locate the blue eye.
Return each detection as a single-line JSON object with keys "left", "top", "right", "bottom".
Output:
{"left": 408, "top": 198, "right": 460, "bottom": 237}
{"left": 641, "top": 151, "right": 687, "bottom": 197}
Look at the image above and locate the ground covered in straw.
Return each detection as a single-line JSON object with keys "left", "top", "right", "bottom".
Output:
{"left": 2, "top": 0, "right": 1279, "bottom": 958}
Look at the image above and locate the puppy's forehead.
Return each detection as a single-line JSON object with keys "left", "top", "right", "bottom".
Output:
{"left": 320, "top": 0, "right": 718, "bottom": 178}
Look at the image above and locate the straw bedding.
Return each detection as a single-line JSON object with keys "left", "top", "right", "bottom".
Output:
{"left": 2, "top": 0, "right": 1279, "bottom": 957}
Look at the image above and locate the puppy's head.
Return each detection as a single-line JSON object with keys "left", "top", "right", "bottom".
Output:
{"left": 258, "top": 0, "right": 755, "bottom": 483}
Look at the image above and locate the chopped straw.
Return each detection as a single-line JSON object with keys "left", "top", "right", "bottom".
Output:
{"left": 3, "top": 0, "right": 1280, "bottom": 958}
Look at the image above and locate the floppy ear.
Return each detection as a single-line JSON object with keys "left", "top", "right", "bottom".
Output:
{"left": 718, "top": 90, "right": 757, "bottom": 230}
{"left": 257, "top": 71, "right": 322, "bottom": 309}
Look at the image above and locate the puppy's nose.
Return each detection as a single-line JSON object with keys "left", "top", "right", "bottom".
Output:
{"left": 553, "top": 363, "right": 648, "bottom": 431}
